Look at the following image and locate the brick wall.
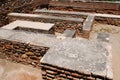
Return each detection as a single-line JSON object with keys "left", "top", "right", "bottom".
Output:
{"left": 49, "top": 1, "right": 120, "bottom": 15}
{"left": 41, "top": 63, "right": 112, "bottom": 80}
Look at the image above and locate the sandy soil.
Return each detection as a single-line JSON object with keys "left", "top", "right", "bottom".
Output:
{"left": 0, "top": 59, "right": 42, "bottom": 80}
{"left": 110, "top": 32, "right": 120, "bottom": 80}
{"left": 90, "top": 23, "right": 120, "bottom": 80}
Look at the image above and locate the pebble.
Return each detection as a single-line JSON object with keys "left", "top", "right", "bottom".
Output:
{"left": 21, "top": 54, "right": 28, "bottom": 59}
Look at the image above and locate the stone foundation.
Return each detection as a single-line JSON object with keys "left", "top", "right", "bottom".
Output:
{"left": 0, "top": 39, "right": 48, "bottom": 57}
{"left": 41, "top": 63, "right": 112, "bottom": 80}
{"left": 8, "top": 13, "right": 83, "bottom": 24}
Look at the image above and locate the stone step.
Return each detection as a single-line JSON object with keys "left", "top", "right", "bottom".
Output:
{"left": 8, "top": 13, "right": 84, "bottom": 23}
{"left": 83, "top": 15, "right": 95, "bottom": 31}
{"left": 1, "top": 20, "right": 54, "bottom": 33}
{"left": 56, "top": 29, "right": 76, "bottom": 39}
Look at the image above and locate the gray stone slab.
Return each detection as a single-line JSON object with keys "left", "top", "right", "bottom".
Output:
{"left": 41, "top": 38, "right": 112, "bottom": 79}
{"left": 8, "top": 13, "right": 84, "bottom": 22}
{"left": 97, "top": 32, "right": 110, "bottom": 42}
{"left": 1, "top": 20, "right": 54, "bottom": 31}
{"left": 57, "top": 29, "right": 76, "bottom": 39}
{"left": 83, "top": 15, "right": 95, "bottom": 31}
{"left": 62, "top": 29, "right": 76, "bottom": 37}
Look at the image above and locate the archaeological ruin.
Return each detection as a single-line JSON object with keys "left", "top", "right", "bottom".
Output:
{"left": 0, "top": 0, "right": 120, "bottom": 80}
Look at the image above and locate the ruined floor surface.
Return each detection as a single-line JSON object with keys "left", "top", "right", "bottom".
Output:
{"left": 0, "top": 59, "right": 42, "bottom": 80}
{"left": 90, "top": 23, "right": 120, "bottom": 80}
{"left": 0, "top": 23, "right": 120, "bottom": 79}
{"left": 41, "top": 38, "right": 111, "bottom": 78}
{"left": 0, "top": 28, "right": 112, "bottom": 78}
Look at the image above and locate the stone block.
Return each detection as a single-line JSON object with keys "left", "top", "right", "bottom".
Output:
{"left": 97, "top": 32, "right": 109, "bottom": 42}
{"left": 56, "top": 29, "right": 75, "bottom": 39}
{"left": 83, "top": 15, "right": 94, "bottom": 31}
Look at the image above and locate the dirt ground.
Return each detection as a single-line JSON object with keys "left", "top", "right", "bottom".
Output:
{"left": 90, "top": 23, "right": 120, "bottom": 80}
{"left": 0, "top": 59, "right": 42, "bottom": 80}
{"left": 110, "top": 31, "right": 120, "bottom": 80}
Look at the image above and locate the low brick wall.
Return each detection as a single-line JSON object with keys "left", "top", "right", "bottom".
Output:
{"left": 0, "top": 38, "right": 48, "bottom": 68}
{"left": 94, "top": 17, "right": 120, "bottom": 27}
{"left": 49, "top": 1, "right": 120, "bottom": 15}
{"left": 0, "top": 39, "right": 48, "bottom": 57}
